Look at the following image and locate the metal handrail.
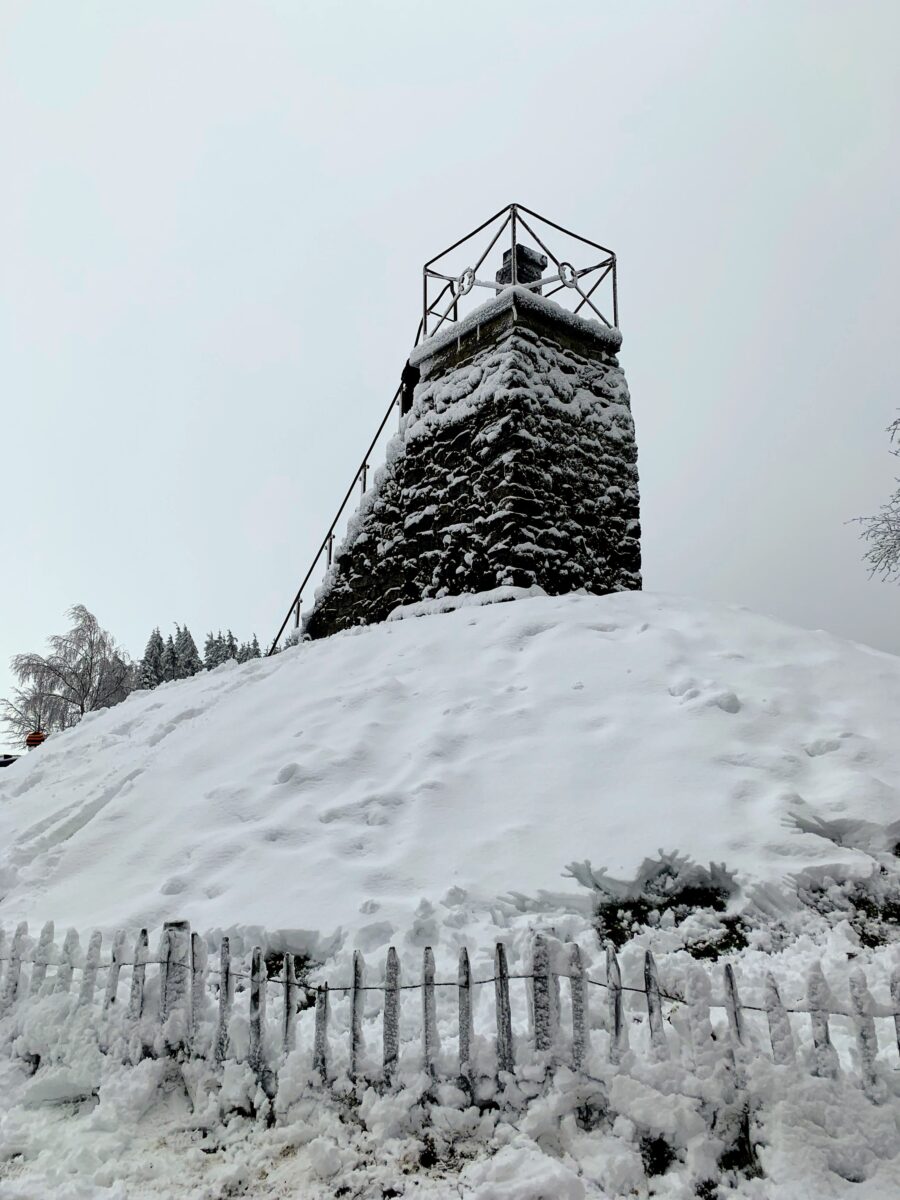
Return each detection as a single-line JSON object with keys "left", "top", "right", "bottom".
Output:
{"left": 267, "top": 381, "right": 406, "bottom": 655}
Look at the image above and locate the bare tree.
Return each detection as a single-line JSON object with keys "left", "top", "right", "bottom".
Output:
{"left": 2, "top": 605, "right": 133, "bottom": 746}
{"left": 860, "top": 416, "right": 900, "bottom": 581}
{"left": 1, "top": 686, "right": 60, "bottom": 744}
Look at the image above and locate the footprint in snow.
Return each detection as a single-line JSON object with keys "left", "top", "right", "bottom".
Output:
{"left": 804, "top": 737, "right": 842, "bottom": 757}
{"left": 146, "top": 708, "right": 203, "bottom": 747}
{"left": 668, "top": 679, "right": 700, "bottom": 701}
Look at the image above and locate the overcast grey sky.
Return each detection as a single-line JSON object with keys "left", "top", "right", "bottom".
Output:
{"left": 2, "top": 0, "right": 899, "bottom": 752}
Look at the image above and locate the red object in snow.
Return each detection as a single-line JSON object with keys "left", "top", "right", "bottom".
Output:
{"left": 25, "top": 730, "right": 46, "bottom": 749}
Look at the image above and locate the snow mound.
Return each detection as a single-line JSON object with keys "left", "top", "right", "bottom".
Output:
{"left": 1, "top": 591, "right": 899, "bottom": 950}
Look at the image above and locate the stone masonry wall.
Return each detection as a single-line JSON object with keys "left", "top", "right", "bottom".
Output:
{"left": 305, "top": 290, "right": 640, "bottom": 639}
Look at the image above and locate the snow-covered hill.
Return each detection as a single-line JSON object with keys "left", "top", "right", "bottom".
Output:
{"left": 2, "top": 589, "right": 898, "bottom": 953}
{"left": 2, "top": 590, "right": 900, "bottom": 1199}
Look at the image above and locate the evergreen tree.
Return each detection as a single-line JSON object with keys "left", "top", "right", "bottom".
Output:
{"left": 139, "top": 628, "right": 165, "bottom": 689}
{"left": 174, "top": 625, "right": 203, "bottom": 678}
{"left": 202, "top": 628, "right": 261, "bottom": 669}
{"left": 235, "top": 635, "right": 262, "bottom": 663}
{"left": 160, "top": 634, "right": 177, "bottom": 682}
{"left": 203, "top": 631, "right": 220, "bottom": 671}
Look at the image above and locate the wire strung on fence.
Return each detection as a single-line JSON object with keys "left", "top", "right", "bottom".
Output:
{"left": 1, "top": 919, "right": 898, "bottom": 1105}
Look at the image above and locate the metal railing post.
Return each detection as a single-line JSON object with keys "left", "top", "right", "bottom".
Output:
{"left": 510, "top": 204, "right": 518, "bottom": 285}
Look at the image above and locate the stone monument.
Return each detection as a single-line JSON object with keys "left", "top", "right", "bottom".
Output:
{"left": 305, "top": 228, "right": 640, "bottom": 639}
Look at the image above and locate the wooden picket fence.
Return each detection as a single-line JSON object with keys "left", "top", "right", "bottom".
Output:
{"left": 1, "top": 918, "right": 899, "bottom": 1102}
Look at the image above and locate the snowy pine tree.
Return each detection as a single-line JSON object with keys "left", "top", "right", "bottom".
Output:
{"left": 160, "top": 634, "right": 177, "bottom": 683}
{"left": 203, "top": 632, "right": 221, "bottom": 671}
{"left": 235, "top": 635, "right": 261, "bottom": 663}
{"left": 174, "top": 625, "right": 203, "bottom": 679}
{"left": 139, "top": 628, "right": 165, "bottom": 689}
{"left": 202, "top": 628, "right": 258, "bottom": 669}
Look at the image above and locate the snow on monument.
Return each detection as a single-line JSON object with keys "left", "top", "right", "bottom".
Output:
{"left": 302, "top": 206, "right": 641, "bottom": 639}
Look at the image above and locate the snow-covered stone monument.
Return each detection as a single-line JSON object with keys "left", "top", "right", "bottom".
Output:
{"left": 306, "top": 206, "right": 640, "bottom": 639}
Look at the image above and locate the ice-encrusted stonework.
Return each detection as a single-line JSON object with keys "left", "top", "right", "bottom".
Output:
{"left": 306, "top": 292, "right": 640, "bottom": 638}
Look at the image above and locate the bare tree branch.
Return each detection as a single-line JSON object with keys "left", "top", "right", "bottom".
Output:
{"left": 858, "top": 416, "right": 900, "bottom": 582}
{"left": 2, "top": 605, "right": 133, "bottom": 747}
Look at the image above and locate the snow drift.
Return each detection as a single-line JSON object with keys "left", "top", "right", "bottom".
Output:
{"left": 1, "top": 590, "right": 898, "bottom": 953}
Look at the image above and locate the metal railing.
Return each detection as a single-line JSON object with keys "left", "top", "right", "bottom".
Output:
{"left": 422, "top": 202, "right": 618, "bottom": 338}
{"left": 267, "top": 380, "right": 408, "bottom": 656}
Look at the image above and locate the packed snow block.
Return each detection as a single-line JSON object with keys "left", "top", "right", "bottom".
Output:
{"left": 306, "top": 287, "right": 640, "bottom": 638}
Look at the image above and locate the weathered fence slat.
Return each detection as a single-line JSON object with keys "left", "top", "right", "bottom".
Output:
{"left": 29, "top": 921, "right": 55, "bottom": 997}
{"left": 765, "top": 973, "right": 795, "bottom": 1065}
{"left": 644, "top": 950, "right": 668, "bottom": 1062}
{"left": 551, "top": 963, "right": 561, "bottom": 1051}
{"left": 157, "top": 927, "right": 171, "bottom": 1016}
{"left": 191, "top": 932, "right": 207, "bottom": 1050}
{"left": 569, "top": 943, "right": 588, "bottom": 1070}
{"left": 103, "top": 930, "right": 126, "bottom": 1012}
{"left": 687, "top": 966, "right": 717, "bottom": 1077}
{"left": 161, "top": 920, "right": 192, "bottom": 1054}
{"left": 350, "top": 950, "right": 365, "bottom": 1080}
{"left": 282, "top": 953, "right": 297, "bottom": 1056}
{"left": 723, "top": 963, "right": 744, "bottom": 1047}
{"left": 128, "top": 929, "right": 149, "bottom": 1022}
{"left": 55, "top": 929, "right": 80, "bottom": 994}
{"left": 891, "top": 966, "right": 900, "bottom": 1063}
{"left": 849, "top": 968, "right": 879, "bottom": 1098}
{"left": 458, "top": 947, "right": 473, "bottom": 1078}
{"left": 79, "top": 931, "right": 102, "bottom": 1007}
{"left": 494, "top": 942, "right": 515, "bottom": 1075}
{"left": 248, "top": 946, "right": 266, "bottom": 1078}
{"left": 807, "top": 961, "right": 839, "bottom": 1078}
{"left": 214, "top": 937, "right": 232, "bottom": 1064}
{"left": 532, "top": 935, "right": 553, "bottom": 1055}
{"left": 606, "top": 944, "right": 627, "bottom": 1064}
{"left": 721, "top": 962, "right": 748, "bottom": 1094}
{"left": 383, "top": 947, "right": 399, "bottom": 1083}
{"left": 0, "top": 923, "right": 28, "bottom": 1012}
{"left": 313, "top": 983, "right": 329, "bottom": 1079}
{"left": 423, "top": 946, "right": 440, "bottom": 1077}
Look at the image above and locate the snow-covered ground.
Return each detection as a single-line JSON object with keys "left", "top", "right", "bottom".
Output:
{"left": 2, "top": 589, "right": 899, "bottom": 940}
{"left": 0, "top": 590, "right": 899, "bottom": 1197}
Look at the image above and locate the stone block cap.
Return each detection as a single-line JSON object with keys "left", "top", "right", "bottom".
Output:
{"left": 495, "top": 243, "right": 549, "bottom": 287}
